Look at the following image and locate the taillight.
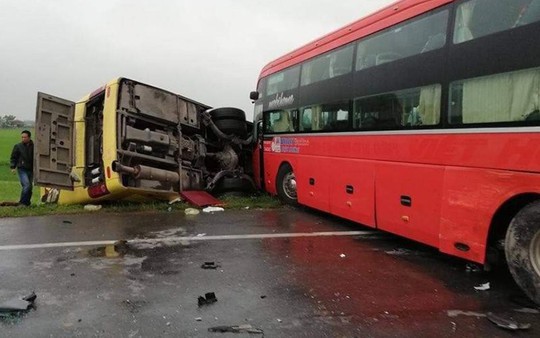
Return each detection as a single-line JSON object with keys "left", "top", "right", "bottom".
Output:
{"left": 88, "top": 183, "right": 110, "bottom": 198}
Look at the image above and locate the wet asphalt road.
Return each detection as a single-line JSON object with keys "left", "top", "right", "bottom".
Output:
{"left": 0, "top": 207, "right": 538, "bottom": 337}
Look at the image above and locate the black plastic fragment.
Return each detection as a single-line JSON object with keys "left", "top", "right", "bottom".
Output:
{"left": 198, "top": 292, "right": 218, "bottom": 306}
{"left": 201, "top": 262, "right": 220, "bottom": 270}
{"left": 0, "top": 292, "right": 37, "bottom": 318}
{"left": 208, "top": 324, "right": 263, "bottom": 334}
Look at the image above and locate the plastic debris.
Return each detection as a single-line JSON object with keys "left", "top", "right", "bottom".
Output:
{"left": 208, "top": 324, "right": 263, "bottom": 334}
{"left": 185, "top": 208, "right": 200, "bottom": 216}
{"left": 201, "top": 262, "right": 220, "bottom": 270}
{"left": 195, "top": 317, "right": 202, "bottom": 321}
{"left": 196, "top": 233, "right": 207, "bottom": 237}
{"left": 340, "top": 254, "right": 346, "bottom": 258}
{"left": 474, "top": 282, "right": 491, "bottom": 291}
{"left": 169, "top": 197, "right": 182, "bottom": 205}
{"left": 277, "top": 318, "right": 283, "bottom": 323}
{"left": 84, "top": 204, "right": 102, "bottom": 211}
{"left": 202, "top": 206, "right": 225, "bottom": 213}
{"left": 198, "top": 292, "right": 218, "bottom": 306}
{"left": 0, "top": 292, "right": 37, "bottom": 318}
{"left": 465, "top": 263, "right": 483, "bottom": 273}
{"left": 487, "top": 312, "right": 531, "bottom": 331}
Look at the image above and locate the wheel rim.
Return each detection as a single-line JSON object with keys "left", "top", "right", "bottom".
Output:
{"left": 282, "top": 172, "right": 297, "bottom": 200}
{"left": 531, "top": 230, "right": 540, "bottom": 277}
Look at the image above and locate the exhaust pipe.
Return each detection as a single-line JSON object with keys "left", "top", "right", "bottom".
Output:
{"left": 113, "top": 162, "right": 180, "bottom": 183}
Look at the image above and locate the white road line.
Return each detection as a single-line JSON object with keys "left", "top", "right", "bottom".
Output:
{"left": 0, "top": 231, "right": 375, "bottom": 251}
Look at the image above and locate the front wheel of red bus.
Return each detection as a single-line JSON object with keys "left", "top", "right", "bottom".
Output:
{"left": 505, "top": 200, "right": 540, "bottom": 305}
{"left": 276, "top": 164, "right": 298, "bottom": 206}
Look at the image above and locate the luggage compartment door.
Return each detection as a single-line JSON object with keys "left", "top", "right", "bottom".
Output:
{"left": 35, "top": 92, "right": 76, "bottom": 189}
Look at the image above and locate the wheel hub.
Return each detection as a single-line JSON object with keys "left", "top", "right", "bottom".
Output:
{"left": 283, "top": 172, "right": 297, "bottom": 200}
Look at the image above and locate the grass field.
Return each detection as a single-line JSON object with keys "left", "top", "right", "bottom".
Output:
{"left": 0, "top": 128, "right": 280, "bottom": 218}
{"left": 0, "top": 128, "right": 40, "bottom": 206}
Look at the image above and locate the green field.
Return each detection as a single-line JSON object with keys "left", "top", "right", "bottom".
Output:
{"left": 0, "top": 128, "right": 40, "bottom": 205}
{"left": 0, "top": 128, "right": 280, "bottom": 217}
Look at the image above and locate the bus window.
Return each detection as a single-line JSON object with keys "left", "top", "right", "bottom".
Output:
{"left": 354, "top": 84, "right": 441, "bottom": 129}
{"left": 356, "top": 10, "right": 448, "bottom": 71}
{"left": 449, "top": 67, "right": 540, "bottom": 124}
{"left": 265, "top": 110, "right": 297, "bottom": 133}
{"left": 302, "top": 102, "right": 350, "bottom": 131}
{"left": 301, "top": 44, "right": 354, "bottom": 86}
{"left": 454, "top": 0, "right": 540, "bottom": 44}
{"left": 301, "top": 108, "right": 313, "bottom": 131}
{"left": 266, "top": 66, "right": 301, "bottom": 97}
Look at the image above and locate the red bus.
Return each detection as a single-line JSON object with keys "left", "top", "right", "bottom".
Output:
{"left": 250, "top": 0, "right": 540, "bottom": 304}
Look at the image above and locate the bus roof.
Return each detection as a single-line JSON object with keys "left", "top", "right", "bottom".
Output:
{"left": 259, "top": 0, "right": 453, "bottom": 79}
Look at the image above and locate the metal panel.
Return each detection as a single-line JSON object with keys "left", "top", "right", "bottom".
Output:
{"left": 35, "top": 92, "right": 75, "bottom": 189}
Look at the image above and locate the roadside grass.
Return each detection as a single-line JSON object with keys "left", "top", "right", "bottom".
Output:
{"left": 0, "top": 193, "right": 282, "bottom": 218}
{"left": 0, "top": 129, "right": 29, "bottom": 166}
{"left": 0, "top": 128, "right": 281, "bottom": 218}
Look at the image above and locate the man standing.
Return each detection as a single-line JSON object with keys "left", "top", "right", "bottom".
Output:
{"left": 10, "top": 130, "right": 34, "bottom": 206}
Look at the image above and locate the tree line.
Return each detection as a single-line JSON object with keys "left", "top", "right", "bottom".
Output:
{"left": 0, "top": 115, "right": 34, "bottom": 128}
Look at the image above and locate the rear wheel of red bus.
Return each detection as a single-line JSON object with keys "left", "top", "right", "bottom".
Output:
{"left": 505, "top": 200, "right": 540, "bottom": 305}
{"left": 276, "top": 164, "right": 298, "bottom": 206}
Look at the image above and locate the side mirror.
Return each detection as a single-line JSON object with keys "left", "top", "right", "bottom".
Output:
{"left": 249, "top": 91, "right": 260, "bottom": 101}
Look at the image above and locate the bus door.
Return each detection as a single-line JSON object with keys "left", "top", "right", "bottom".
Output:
{"left": 34, "top": 92, "right": 76, "bottom": 190}
{"left": 252, "top": 119, "right": 265, "bottom": 190}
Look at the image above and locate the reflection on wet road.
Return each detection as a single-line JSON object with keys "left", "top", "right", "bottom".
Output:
{"left": 0, "top": 208, "right": 538, "bottom": 337}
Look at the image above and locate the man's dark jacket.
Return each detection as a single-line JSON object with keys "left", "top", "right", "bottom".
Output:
{"left": 10, "top": 141, "right": 34, "bottom": 171}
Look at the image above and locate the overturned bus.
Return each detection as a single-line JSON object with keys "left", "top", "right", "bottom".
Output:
{"left": 35, "top": 78, "right": 254, "bottom": 205}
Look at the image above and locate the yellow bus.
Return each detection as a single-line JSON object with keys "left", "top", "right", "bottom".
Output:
{"left": 35, "top": 78, "right": 253, "bottom": 205}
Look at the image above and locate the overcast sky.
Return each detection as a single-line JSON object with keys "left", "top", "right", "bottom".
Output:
{"left": 0, "top": 0, "right": 395, "bottom": 121}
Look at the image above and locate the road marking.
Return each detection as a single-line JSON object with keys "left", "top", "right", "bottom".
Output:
{"left": 0, "top": 231, "right": 375, "bottom": 251}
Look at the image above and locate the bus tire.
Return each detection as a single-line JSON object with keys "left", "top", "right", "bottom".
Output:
{"left": 210, "top": 107, "right": 246, "bottom": 122}
{"left": 214, "top": 177, "right": 254, "bottom": 194}
{"left": 210, "top": 108, "right": 247, "bottom": 136}
{"left": 505, "top": 200, "right": 540, "bottom": 305}
{"left": 276, "top": 164, "right": 298, "bottom": 206}
{"left": 214, "top": 119, "right": 247, "bottom": 137}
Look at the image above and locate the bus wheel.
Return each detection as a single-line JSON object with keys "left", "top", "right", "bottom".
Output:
{"left": 210, "top": 108, "right": 247, "bottom": 137}
{"left": 276, "top": 164, "right": 297, "bottom": 206}
{"left": 505, "top": 200, "right": 540, "bottom": 305}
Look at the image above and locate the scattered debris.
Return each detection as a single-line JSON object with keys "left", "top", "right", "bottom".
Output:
{"left": 260, "top": 295, "right": 267, "bottom": 299}
{"left": 447, "top": 310, "right": 487, "bottom": 318}
{"left": 70, "top": 273, "right": 76, "bottom": 277}
{"left": 385, "top": 248, "right": 413, "bottom": 256}
{"left": 244, "top": 206, "right": 250, "bottom": 210}
{"left": 84, "top": 204, "right": 102, "bottom": 211}
{"left": 62, "top": 220, "right": 73, "bottom": 225}
{"left": 185, "top": 208, "right": 200, "bottom": 216}
{"left": 277, "top": 318, "right": 283, "bottom": 323}
{"left": 208, "top": 324, "right": 263, "bottom": 334}
{"left": 202, "top": 206, "right": 225, "bottom": 213}
{"left": 198, "top": 292, "right": 218, "bottom": 307}
{"left": 196, "top": 233, "right": 207, "bottom": 237}
{"left": 486, "top": 312, "right": 531, "bottom": 331}
{"left": 169, "top": 197, "right": 182, "bottom": 205}
{"left": 465, "top": 263, "right": 483, "bottom": 273}
{"left": 339, "top": 254, "right": 346, "bottom": 258}
{"left": 195, "top": 317, "right": 202, "bottom": 321}
{"left": 201, "top": 262, "right": 220, "bottom": 270}
{"left": 474, "top": 282, "right": 491, "bottom": 291}
{"left": 0, "top": 292, "right": 37, "bottom": 318}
